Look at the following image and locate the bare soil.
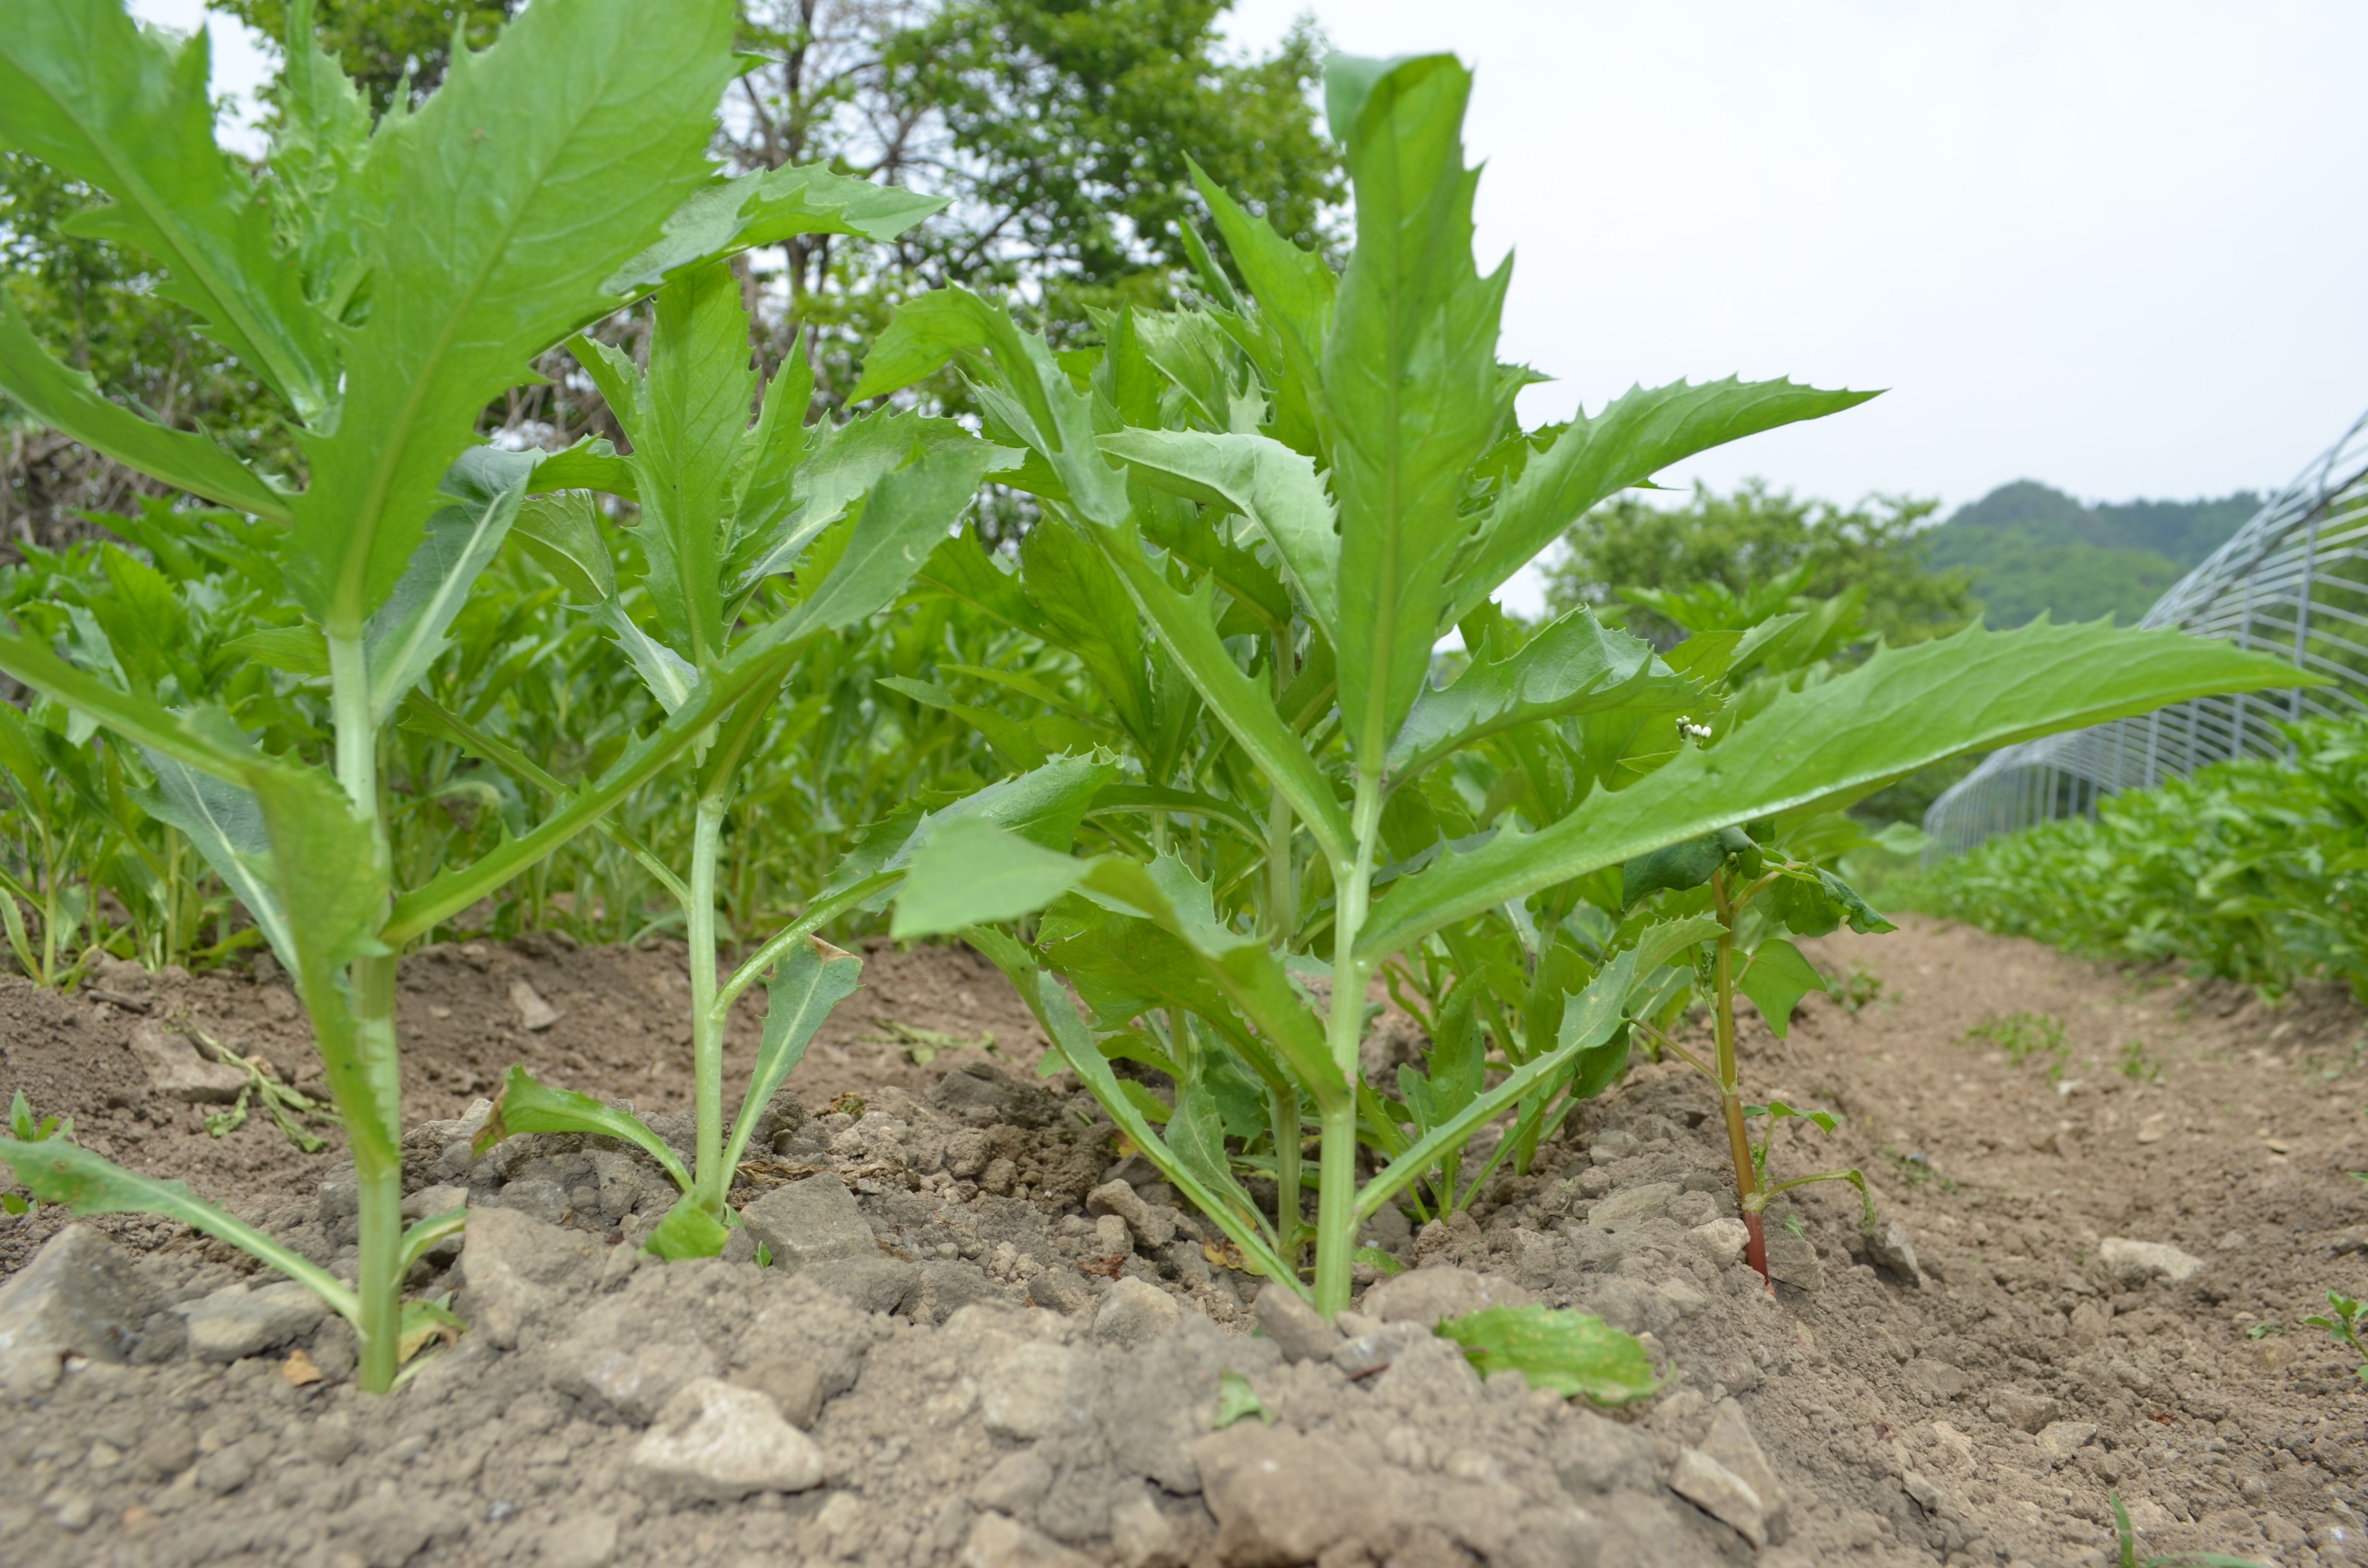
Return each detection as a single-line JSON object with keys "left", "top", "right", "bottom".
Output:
{"left": 0, "top": 916, "right": 2363, "bottom": 1568}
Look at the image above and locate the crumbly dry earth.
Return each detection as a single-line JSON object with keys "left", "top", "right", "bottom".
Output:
{"left": 0, "top": 916, "right": 2363, "bottom": 1568}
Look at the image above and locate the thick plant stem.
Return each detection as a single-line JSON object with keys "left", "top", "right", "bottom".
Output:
{"left": 1312, "top": 771, "right": 1385, "bottom": 1315}
{"left": 687, "top": 796, "right": 728, "bottom": 1214}
{"left": 1312, "top": 1099, "right": 1359, "bottom": 1314}
{"left": 327, "top": 631, "right": 406, "bottom": 1390}
{"left": 1711, "top": 875, "right": 1771, "bottom": 1283}
{"left": 326, "top": 633, "right": 375, "bottom": 811}
{"left": 1270, "top": 1085, "right": 1303, "bottom": 1262}
{"left": 351, "top": 954, "right": 404, "bottom": 1392}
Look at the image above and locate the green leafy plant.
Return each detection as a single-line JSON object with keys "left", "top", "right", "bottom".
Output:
{"left": 0, "top": 0, "right": 951, "bottom": 1389}
{"left": 2303, "top": 1291, "right": 2368, "bottom": 1384}
{"left": 871, "top": 50, "right": 2301, "bottom": 1311}
{"left": 448, "top": 245, "right": 1040, "bottom": 1256}
{"left": 2119, "top": 1039, "right": 2164, "bottom": 1083}
{"left": 1438, "top": 1303, "right": 1658, "bottom": 1405}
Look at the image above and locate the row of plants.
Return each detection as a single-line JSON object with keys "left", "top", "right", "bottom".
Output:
{"left": 1899, "top": 715, "right": 2368, "bottom": 999}
{"left": 0, "top": 0, "right": 2300, "bottom": 1396}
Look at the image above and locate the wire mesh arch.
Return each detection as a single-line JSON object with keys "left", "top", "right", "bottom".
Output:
{"left": 1922, "top": 406, "right": 2368, "bottom": 861}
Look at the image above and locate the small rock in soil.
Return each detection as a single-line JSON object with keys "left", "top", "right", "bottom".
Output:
{"left": 739, "top": 1172, "right": 877, "bottom": 1272}
{"left": 1764, "top": 1230, "right": 1823, "bottom": 1290}
{"left": 627, "top": 1377, "right": 826, "bottom": 1502}
{"left": 508, "top": 977, "right": 561, "bottom": 1031}
{"left": 961, "top": 1508, "right": 1098, "bottom": 1568}
{"left": 2035, "top": 1419, "right": 2098, "bottom": 1458}
{"left": 1986, "top": 1388, "right": 2060, "bottom": 1433}
{"left": 1252, "top": 1281, "right": 1340, "bottom": 1362}
{"left": 183, "top": 1278, "right": 326, "bottom": 1362}
{"left": 0, "top": 1225, "right": 159, "bottom": 1396}
{"left": 1085, "top": 1179, "right": 1175, "bottom": 1250}
{"left": 933, "top": 1060, "right": 1063, "bottom": 1128}
{"left": 983, "top": 1339, "right": 1101, "bottom": 1439}
{"left": 127, "top": 1020, "right": 247, "bottom": 1103}
{"left": 1864, "top": 1216, "right": 1926, "bottom": 1286}
{"left": 1193, "top": 1423, "right": 1393, "bottom": 1564}
{"left": 453, "top": 1204, "right": 603, "bottom": 1348}
{"left": 1093, "top": 1275, "right": 1184, "bottom": 1347}
{"left": 2099, "top": 1235, "right": 2205, "bottom": 1285}
{"left": 1669, "top": 1446, "right": 1769, "bottom": 1547}
{"left": 1685, "top": 1217, "right": 1750, "bottom": 1268}
{"left": 1360, "top": 1263, "right": 1532, "bottom": 1327}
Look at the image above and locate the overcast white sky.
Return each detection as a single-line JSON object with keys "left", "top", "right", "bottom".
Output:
{"left": 134, "top": 0, "right": 2368, "bottom": 595}
{"left": 1216, "top": 0, "right": 2368, "bottom": 521}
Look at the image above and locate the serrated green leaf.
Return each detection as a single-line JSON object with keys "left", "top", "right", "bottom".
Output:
{"left": 513, "top": 490, "right": 615, "bottom": 602}
{"left": 290, "top": 0, "right": 736, "bottom": 631}
{"left": 595, "top": 601, "right": 698, "bottom": 713}
{"left": 221, "top": 626, "right": 331, "bottom": 677}
{"left": 1324, "top": 55, "right": 1514, "bottom": 768}
{"left": 629, "top": 261, "right": 751, "bottom": 663}
{"left": 530, "top": 436, "right": 638, "bottom": 501}
{"left": 133, "top": 750, "right": 295, "bottom": 972}
{"left": 474, "top": 1063, "right": 692, "bottom": 1192}
{"left": 607, "top": 160, "right": 948, "bottom": 296}
{"left": 0, "top": 292, "right": 289, "bottom": 521}
{"left": 719, "top": 936, "right": 863, "bottom": 1174}
{"left": 1442, "top": 377, "right": 1879, "bottom": 625}
{"left": 1436, "top": 1304, "right": 1657, "bottom": 1405}
{"left": 892, "top": 818, "right": 1091, "bottom": 939}
{"left": 1096, "top": 429, "right": 1340, "bottom": 644}
{"left": 768, "top": 434, "right": 1020, "bottom": 641}
{"left": 1390, "top": 609, "right": 1686, "bottom": 780}
{"left": 0, "top": 0, "right": 336, "bottom": 422}
{"left": 1736, "top": 939, "right": 1823, "bottom": 1039}
{"left": 0, "top": 1134, "right": 357, "bottom": 1322}
{"left": 365, "top": 448, "right": 536, "bottom": 721}
{"left": 1358, "top": 618, "right": 2311, "bottom": 964}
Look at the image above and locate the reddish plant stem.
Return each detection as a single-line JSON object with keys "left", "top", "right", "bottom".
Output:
{"left": 1712, "top": 872, "right": 1773, "bottom": 1285}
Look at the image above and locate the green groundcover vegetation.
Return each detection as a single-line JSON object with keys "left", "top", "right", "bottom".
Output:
{"left": 1896, "top": 716, "right": 2368, "bottom": 1002}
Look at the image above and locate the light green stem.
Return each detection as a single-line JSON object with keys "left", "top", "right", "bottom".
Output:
{"left": 688, "top": 796, "right": 728, "bottom": 1214}
{"left": 327, "top": 628, "right": 405, "bottom": 1392}
{"left": 1312, "top": 770, "right": 1385, "bottom": 1316}
{"left": 350, "top": 953, "right": 403, "bottom": 1392}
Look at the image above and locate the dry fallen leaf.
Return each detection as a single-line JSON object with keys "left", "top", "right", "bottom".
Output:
{"left": 281, "top": 1347, "right": 324, "bottom": 1387}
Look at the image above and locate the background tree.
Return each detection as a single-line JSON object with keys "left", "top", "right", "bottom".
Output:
{"left": 208, "top": 0, "right": 520, "bottom": 110}
{"left": 1544, "top": 478, "right": 1978, "bottom": 651}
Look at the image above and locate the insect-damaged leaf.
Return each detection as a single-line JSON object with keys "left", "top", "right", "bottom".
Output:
{"left": 1437, "top": 1304, "right": 1658, "bottom": 1406}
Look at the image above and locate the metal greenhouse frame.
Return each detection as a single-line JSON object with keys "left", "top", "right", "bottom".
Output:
{"left": 1922, "top": 407, "right": 2368, "bottom": 861}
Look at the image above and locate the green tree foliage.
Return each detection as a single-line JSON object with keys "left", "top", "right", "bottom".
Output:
{"left": 883, "top": 0, "right": 1337, "bottom": 315}
{"left": 1544, "top": 479, "right": 1977, "bottom": 651}
{"left": 209, "top": 0, "right": 520, "bottom": 110}
{"left": 1924, "top": 479, "right": 2261, "bottom": 627}
{"left": 0, "top": 152, "right": 298, "bottom": 545}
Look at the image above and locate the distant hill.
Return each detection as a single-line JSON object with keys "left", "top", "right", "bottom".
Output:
{"left": 1925, "top": 481, "right": 2262, "bottom": 626}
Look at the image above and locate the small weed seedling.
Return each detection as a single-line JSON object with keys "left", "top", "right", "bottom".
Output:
{"left": 876, "top": 50, "right": 2296, "bottom": 1308}
{"left": 1827, "top": 963, "right": 1885, "bottom": 1015}
{"left": 1967, "top": 1011, "right": 2068, "bottom": 1069}
{"left": 2303, "top": 1292, "right": 2368, "bottom": 1384}
{"left": 2109, "top": 1492, "right": 2270, "bottom": 1568}
{"left": 2119, "top": 1039, "right": 2165, "bottom": 1084}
